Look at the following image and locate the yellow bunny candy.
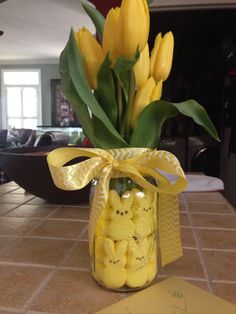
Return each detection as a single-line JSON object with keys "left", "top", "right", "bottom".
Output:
{"left": 148, "top": 242, "right": 158, "bottom": 282}
{"left": 94, "top": 235, "right": 105, "bottom": 264}
{"left": 105, "top": 190, "right": 135, "bottom": 240}
{"left": 99, "top": 238, "right": 128, "bottom": 288}
{"left": 131, "top": 188, "right": 156, "bottom": 237}
{"left": 126, "top": 237, "right": 151, "bottom": 288}
{"left": 95, "top": 203, "right": 111, "bottom": 237}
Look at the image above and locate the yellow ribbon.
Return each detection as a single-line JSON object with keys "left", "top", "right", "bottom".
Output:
{"left": 47, "top": 147, "right": 187, "bottom": 266}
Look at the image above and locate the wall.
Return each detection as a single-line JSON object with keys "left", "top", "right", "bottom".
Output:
{"left": 0, "top": 63, "right": 60, "bottom": 128}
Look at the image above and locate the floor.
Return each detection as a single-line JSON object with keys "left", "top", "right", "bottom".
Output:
{"left": 0, "top": 181, "right": 235, "bottom": 314}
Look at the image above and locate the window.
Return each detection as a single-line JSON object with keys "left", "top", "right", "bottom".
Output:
{"left": 1, "top": 70, "right": 42, "bottom": 129}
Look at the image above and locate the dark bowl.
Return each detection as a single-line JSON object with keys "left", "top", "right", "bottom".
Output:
{"left": 0, "top": 146, "right": 90, "bottom": 204}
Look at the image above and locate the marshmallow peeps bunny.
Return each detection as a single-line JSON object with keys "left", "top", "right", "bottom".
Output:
{"left": 99, "top": 237, "right": 128, "bottom": 288}
{"left": 95, "top": 202, "right": 111, "bottom": 237}
{"left": 105, "top": 190, "right": 135, "bottom": 240}
{"left": 131, "top": 188, "right": 156, "bottom": 238}
{"left": 126, "top": 236, "right": 154, "bottom": 288}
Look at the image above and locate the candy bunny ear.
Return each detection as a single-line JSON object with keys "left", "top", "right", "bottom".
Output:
{"left": 121, "top": 191, "right": 134, "bottom": 209}
{"left": 104, "top": 238, "right": 116, "bottom": 258}
{"left": 104, "top": 238, "right": 128, "bottom": 258}
{"left": 109, "top": 190, "right": 122, "bottom": 209}
{"left": 129, "top": 237, "right": 149, "bottom": 255}
{"left": 116, "top": 240, "right": 128, "bottom": 257}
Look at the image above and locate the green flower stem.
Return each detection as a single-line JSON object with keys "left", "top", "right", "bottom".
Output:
{"left": 121, "top": 69, "right": 135, "bottom": 141}
{"left": 116, "top": 78, "right": 123, "bottom": 132}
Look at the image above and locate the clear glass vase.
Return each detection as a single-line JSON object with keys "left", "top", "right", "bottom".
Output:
{"left": 90, "top": 177, "right": 158, "bottom": 291}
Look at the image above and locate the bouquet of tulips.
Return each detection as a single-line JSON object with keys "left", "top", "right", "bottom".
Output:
{"left": 59, "top": 0, "right": 219, "bottom": 149}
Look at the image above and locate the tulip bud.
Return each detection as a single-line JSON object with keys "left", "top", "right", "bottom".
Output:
{"left": 150, "top": 32, "right": 162, "bottom": 75}
{"left": 76, "top": 27, "right": 104, "bottom": 89}
{"left": 150, "top": 31, "right": 174, "bottom": 82}
{"left": 116, "top": 0, "right": 150, "bottom": 59}
{"left": 134, "top": 44, "right": 150, "bottom": 89}
{"left": 131, "top": 77, "right": 156, "bottom": 128}
{"left": 150, "top": 79, "right": 163, "bottom": 102}
{"left": 103, "top": 7, "right": 121, "bottom": 65}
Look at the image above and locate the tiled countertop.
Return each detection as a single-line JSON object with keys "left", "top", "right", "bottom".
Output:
{"left": 0, "top": 181, "right": 236, "bottom": 314}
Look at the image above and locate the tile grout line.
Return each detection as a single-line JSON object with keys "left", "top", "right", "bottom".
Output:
{"left": 182, "top": 194, "right": 213, "bottom": 293}
{"left": 21, "top": 224, "right": 89, "bottom": 313}
{"left": 211, "top": 279, "right": 236, "bottom": 284}
{"left": 188, "top": 212, "right": 234, "bottom": 216}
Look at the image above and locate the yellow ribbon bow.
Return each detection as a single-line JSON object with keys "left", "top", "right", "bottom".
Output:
{"left": 47, "top": 147, "right": 187, "bottom": 266}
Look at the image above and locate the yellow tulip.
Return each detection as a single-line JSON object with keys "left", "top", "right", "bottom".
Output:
{"left": 102, "top": 7, "right": 121, "bottom": 65}
{"left": 150, "top": 31, "right": 174, "bottom": 82}
{"left": 134, "top": 44, "right": 150, "bottom": 89}
{"left": 150, "top": 32, "right": 162, "bottom": 75}
{"left": 131, "top": 77, "right": 156, "bottom": 128}
{"left": 76, "top": 27, "right": 104, "bottom": 89}
{"left": 116, "top": 0, "right": 150, "bottom": 59}
{"left": 150, "top": 79, "right": 163, "bottom": 102}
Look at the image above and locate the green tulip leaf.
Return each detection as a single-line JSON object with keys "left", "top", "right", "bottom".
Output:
{"left": 147, "top": 0, "right": 154, "bottom": 5}
{"left": 114, "top": 49, "right": 140, "bottom": 75}
{"left": 130, "top": 100, "right": 178, "bottom": 148}
{"left": 81, "top": 0, "right": 105, "bottom": 42}
{"left": 130, "top": 99, "right": 220, "bottom": 148}
{"left": 95, "top": 55, "right": 118, "bottom": 127}
{"left": 61, "top": 29, "right": 128, "bottom": 148}
{"left": 172, "top": 99, "right": 220, "bottom": 141}
{"left": 59, "top": 48, "right": 96, "bottom": 146}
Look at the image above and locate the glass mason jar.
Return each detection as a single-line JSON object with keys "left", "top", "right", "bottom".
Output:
{"left": 90, "top": 177, "right": 158, "bottom": 291}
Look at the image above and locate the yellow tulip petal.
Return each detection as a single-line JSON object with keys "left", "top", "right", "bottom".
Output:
{"left": 153, "top": 31, "right": 174, "bottom": 82}
{"left": 117, "top": 0, "right": 150, "bottom": 58}
{"left": 131, "top": 77, "right": 156, "bottom": 128}
{"left": 150, "top": 32, "right": 162, "bottom": 76}
{"left": 134, "top": 44, "right": 150, "bottom": 89}
{"left": 103, "top": 7, "right": 120, "bottom": 66}
{"left": 150, "top": 79, "right": 163, "bottom": 102}
{"left": 76, "top": 27, "right": 104, "bottom": 89}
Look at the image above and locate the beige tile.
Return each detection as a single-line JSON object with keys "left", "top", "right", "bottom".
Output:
{"left": 0, "top": 203, "right": 18, "bottom": 216}
{"left": 159, "top": 248, "right": 205, "bottom": 279}
{"left": 62, "top": 241, "right": 89, "bottom": 269}
{"left": 29, "top": 220, "right": 87, "bottom": 239}
{"left": 0, "top": 265, "right": 50, "bottom": 309}
{"left": 187, "top": 202, "right": 232, "bottom": 214}
{"left": 30, "top": 270, "right": 124, "bottom": 314}
{"left": 180, "top": 213, "right": 190, "bottom": 226}
{"left": 51, "top": 206, "right": 90, "bottom": 221}
{"left": 10, "top": 187, "right": 29, "bottom": 194}
{"left": 6, "top": 204, "right": 58, "bottom": 219}
{"left": 212, "top": 282, "right": 236, "bottom": 305}
{"left": 181, "top": 227, "right": 197, "bottom": 247}
{"left": 202, "top": 251, "right": 236, "bottom": 281}
{"left": 191, "top": 213, "right": 236, "bottom": 229}
{"left": 26, "top": 198, "right": 57, "bottom": 205}
{"left": 0, "top": 185, "right": 18, "bottom": 194}
{"left": 0, "top": 217, "right": 40, "bottom": 236}
{"left": 196, "top": 229, "right": 236, "bottom": 250}
{"left": 1, "top": 181, "right": 18, "bottom": 187}
{"left": 184, "top": 192, "right": 225, "bottom": 203}
{"left": 0, "top": 194, "right": 34, "bottom": 204}
{"left": 0, "top": 236, "right": 19, "bottom": 254}
{"left": 1, "top": 237, "right": 75, "bottom": 266}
